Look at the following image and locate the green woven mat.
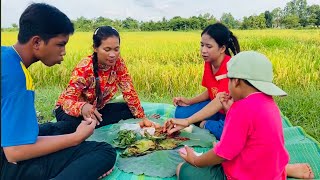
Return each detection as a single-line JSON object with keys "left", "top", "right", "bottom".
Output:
{"left": 87, "top": 102, "right": 319, "bottom": 180}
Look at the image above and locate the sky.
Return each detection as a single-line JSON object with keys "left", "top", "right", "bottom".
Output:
{"left": 1, "top": 0, "right": 320, "bottom": 28}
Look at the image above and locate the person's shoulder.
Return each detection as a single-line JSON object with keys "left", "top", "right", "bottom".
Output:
{"left": 230, "top": 95, "right": 255, "bottom": 112}
{"left": 116, "top": 57, "right": 127, "bottom": 68}
{"left": 1, "top": 46, "right": 23, "bottom": 72}
{"left": 75, "top": 56, "right": 93, "bottom": 69}
{"left": 1, "top": 46, "right": 11, "bottom": 52}
{"left": 238, "top": 93, "right": 274, "bottom": 113}
{"left": 1, "top": 46, "right": 15, "bottom": 60}
{"left": 118, "top": 56, "right": 125, "bottom": 64}
{"left": 219, "top": 55, "right": 231, "bottom": 72}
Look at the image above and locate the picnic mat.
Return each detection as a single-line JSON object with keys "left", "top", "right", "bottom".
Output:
{"left": 86, "top": 102, "right": 320, "bottom": 180}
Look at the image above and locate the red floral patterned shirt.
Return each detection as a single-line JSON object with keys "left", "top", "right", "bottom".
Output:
{"left": 56, "top": 55, "right": 145, "bottom": 118}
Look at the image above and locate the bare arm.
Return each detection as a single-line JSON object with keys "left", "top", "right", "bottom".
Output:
{"left": 3, "top": 120, "right": 96, "bottom": 163}
{"left": 187, "top": 97, "right": 222, "bottom": 125}
{"left": 189, "top": 90, "right": 210, "bottom": 105}
{"left": 180, "top": 145, "right": 224, "bottom": 168}
{"left": 4, "top": 134, "right": 79, "bottom": 163}
{"left": 194, "top": 149, "right": 225, "bottom": 167}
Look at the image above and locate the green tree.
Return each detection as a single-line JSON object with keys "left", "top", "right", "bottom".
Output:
{"left": 220, "top": 13, "right": 239, "bottom": 29}
{"left": 122, "top": 17, "right": 139, "bottom": 30}
{"left": 93, "top": 17, "right": 113, "bottom": 29}
{"left": 307, "top": 4, "right": 320, "bottom": 26}
{"left": 11, "top": 23, "right": 18, "bottom": 29}
{"left": 74, "top": 16, "right": 94, "bottom": 31}
{"left": 282, "top": 14, "right": 300, "bottom": 28}
{"left": 264, "top": 11, "right": 273, "bottom": 28}
{"left": 272, "top": 7, "right": 283, "bottom": 28}
{"left": 241, "top": 14, "right": 266, "bottom": 29}
{"left": 283, "top": 0, "right": 308, "bottom": 27}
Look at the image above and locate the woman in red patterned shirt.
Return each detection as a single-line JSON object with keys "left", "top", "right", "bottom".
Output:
{"left": 54, "top": 26, "right": 154, "bottom": 134}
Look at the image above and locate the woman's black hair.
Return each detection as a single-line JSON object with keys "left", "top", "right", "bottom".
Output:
{"left": 92, "top": 26, "right": 120, "bottom": 107}
{"left": 201, "top": 23, "right": 240, "bottom": 56}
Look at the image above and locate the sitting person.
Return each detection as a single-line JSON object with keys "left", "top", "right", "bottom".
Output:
{"left": 1, "top": 3, "right": 116, "bottom": 180}
{"left": 53, "top": 26, "right": 155, "bottom": 134}
{"left": 172, "top": 23, "right": 240, "bottom": 140}
{"left": 164, "top": 51, "right": 314, "bottom": 179}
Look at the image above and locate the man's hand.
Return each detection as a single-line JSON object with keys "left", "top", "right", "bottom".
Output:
{"left": 216, "top": 92, "right": 234, "bottom": 112}
{"left": 73, "top": 119, "right": 97, "bottom": 143}
{"left": 179, "top": 146, "right": 198, "bottom": 166}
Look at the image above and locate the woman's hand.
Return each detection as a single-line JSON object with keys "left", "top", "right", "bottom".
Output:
{"left": 163, "top": 118, "right": 189, "bottom": 135}
{"left": 81, "top": 103, "right": 102, "bottom": 125}
{"left": 138, "top": 117, "right": 160, "bottom": 128}
{"left": 173, "top": 97, "right": 191, "bottom": 107}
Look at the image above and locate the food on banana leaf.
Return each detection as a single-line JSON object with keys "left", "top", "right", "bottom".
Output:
{"left": 121, "top": 139, "right": 156, "bottom": 157}
{"left": 144, "top": 130, "right": 166, "bottom": 140}
{"left": 157, "top": 138, "right": 184, "bottom": 150}
{"left": 117, "top": 126, "right": 190, "bottom": 157}
{"left": 113, "top": 130, "right": 137, "bottom": 148}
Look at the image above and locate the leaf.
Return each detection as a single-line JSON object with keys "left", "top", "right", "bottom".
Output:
{"left": 179, "top": 126, "right": 216, "bottom": 148}
{"left": 88, "top": 117, "right": 216, "bottom": 177}
{"left": 121, "top": 139, "right": 156, "bottom": 157}
{"left": 117, "top": 150, "right": 184, "bottom": 178}
{"left": 157, "top": 139, "right": 182, "bottom": 150}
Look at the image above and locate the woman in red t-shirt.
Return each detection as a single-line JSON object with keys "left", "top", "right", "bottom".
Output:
{"left": 165, "top": 23, "right": 240, "bottom": 140}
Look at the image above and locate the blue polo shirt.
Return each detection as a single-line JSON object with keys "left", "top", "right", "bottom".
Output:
{"left": 1, "top": 46, "right": 38, "bottom": 147}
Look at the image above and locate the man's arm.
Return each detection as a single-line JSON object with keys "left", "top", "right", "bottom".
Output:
{"left": 194, "top": 149, "right": 225, "bottom": 167}
{"left": 4, "top": 120, "right": 96, "bottom": 163}
{"left": 180, "top": 145, "right": 225, "bottom": 168}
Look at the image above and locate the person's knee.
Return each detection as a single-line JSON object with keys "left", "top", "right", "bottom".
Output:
{"left": 89, "top": 142, "right": 117, "bottom": 175}
{"left": 175, "top": 106, "right": 188, "bottom": 118}
{"left": 204, "top": 121, "right": 224, "bottom": 140}
{"left": 101, "top": 142, "right": 116, "bottom": 155}
{"left": 22, "top": 163, "right": 44, "bottom": 180}
{"left": 199, "top": 121, "right": 206, "bottom": 128}
{"left": 176, "top": 162, "right": 184, "bottom": 178}
{"left": 212, "top": 130, "right": 222, "bottom": 140}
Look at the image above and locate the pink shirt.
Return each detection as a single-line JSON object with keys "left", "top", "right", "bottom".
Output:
{"left": 214, "top": 92, "right": 289, "bottom": 180}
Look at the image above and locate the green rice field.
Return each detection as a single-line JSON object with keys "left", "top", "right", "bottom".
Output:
{"left": 1, "top": 30, "right": 319, "bottom": 140}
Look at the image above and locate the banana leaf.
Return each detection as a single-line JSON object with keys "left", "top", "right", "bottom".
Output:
{"left": 88, "top": 118, "right": 216, "bottom": 177}
{"left": 117, "top": 150, "right": 183, "bottom": 178}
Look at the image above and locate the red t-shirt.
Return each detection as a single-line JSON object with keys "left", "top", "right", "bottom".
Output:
{"left": 201, "top": 55, "right": 231, "bottom": 113}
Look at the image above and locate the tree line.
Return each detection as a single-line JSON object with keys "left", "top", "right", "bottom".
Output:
{"left": 3, "top": 0, "right": 320, "bottom": 31}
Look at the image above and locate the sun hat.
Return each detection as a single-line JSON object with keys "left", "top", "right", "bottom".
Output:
{"left": 227, "top": 51, "right": 287, "bottom": 96}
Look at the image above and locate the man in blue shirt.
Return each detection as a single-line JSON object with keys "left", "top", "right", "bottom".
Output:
{"left": 1, "top": 3, "right": 116, "bottom": 180}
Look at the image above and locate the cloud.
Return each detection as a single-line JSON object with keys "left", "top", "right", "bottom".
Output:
{"left": 3, "top": 0, "right": 320, "bottom": 28}
{"left": 133, "top": 0, "right": 155, "bottom": 8}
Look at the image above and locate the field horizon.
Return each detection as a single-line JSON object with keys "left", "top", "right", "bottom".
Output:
{"left": 1, "top": 30, "right": 319, "bottom": 140}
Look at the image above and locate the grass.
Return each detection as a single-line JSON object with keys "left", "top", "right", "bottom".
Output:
{"left": 1, "top": 30, "right": 319, "bottom": 141}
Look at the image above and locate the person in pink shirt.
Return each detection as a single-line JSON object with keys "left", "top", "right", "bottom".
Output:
{"left": 164, "top": 51, "right": 314, "bottom": 179}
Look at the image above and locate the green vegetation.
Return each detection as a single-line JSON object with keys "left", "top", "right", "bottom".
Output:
{"left": 1, "top": 30, "right": 319, "bottom": 141}
{"left": 2, "top": 0, "right": 320, "bottom": 32}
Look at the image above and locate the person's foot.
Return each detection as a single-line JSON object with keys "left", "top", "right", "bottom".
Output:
{"left": 98, "top": 167, "right": 114, "bottom": 179}
{"left": 286, "top": 163, "right": 314, "bottom": 179}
